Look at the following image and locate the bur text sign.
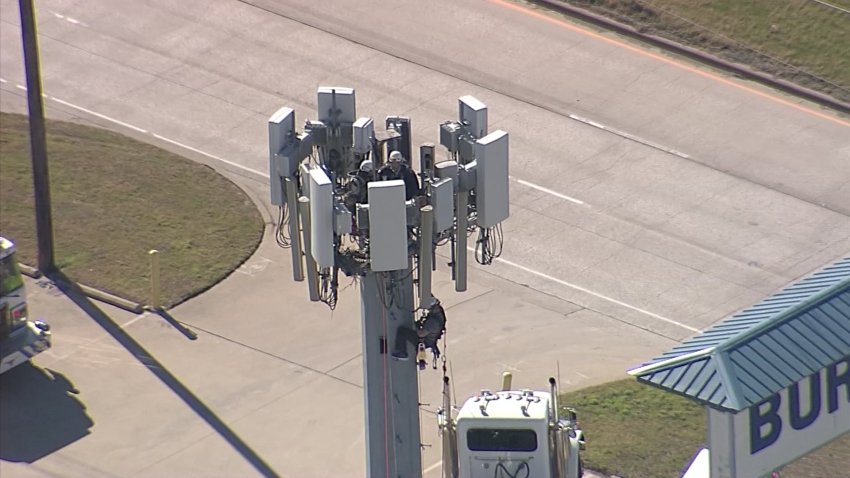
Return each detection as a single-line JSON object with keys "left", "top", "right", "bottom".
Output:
{"left": 733, "top": 357, "right": 850, "bottom": 477}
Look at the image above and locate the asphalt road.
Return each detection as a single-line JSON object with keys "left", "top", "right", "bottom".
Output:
{"left": 1, "top": 0, "right": 848, "bottom": 476}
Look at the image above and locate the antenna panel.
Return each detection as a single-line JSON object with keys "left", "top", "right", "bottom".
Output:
{"left": 317, "top": 86, "right": 356, "bottom": 124}
{"left": 475, "top": 130, "right": 509, "bottom": 227}
{"left": 309, "top": 168, "right": 334, "bottom": 268}
{"left": 368, "top": 180, "right": 408, "bottom": 271}
{"left": 353, "top": 117, "right": 374, "bottom": 154}
{"left": 459, "top": 95, "right": 488, "bottom": 139}
{"left": 431, "top": 178, "right": 454, "bottom": 233}
{"left": 268, "top": 107, "right": 295, "bottom": 205}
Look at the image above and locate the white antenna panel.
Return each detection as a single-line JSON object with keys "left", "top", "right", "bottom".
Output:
{"left": 459, "top": 95, "right": 488, "bottom": 139}
{"left": 269, "top": 107, "right": 295, "bottom": 155}
{"left": 334, "top": 201, "right": 353, "bottom": 236}
{"left": 270, "top": 153, "right": 286, "bottom": 206}
{"left": 309, "top": 168, "right": 334, "bottom": 268}
{"left": 475, "top": 130, "right": 509, "bottom": 228}
{"left": 300, "top": 163, "right": 311, "bottom": 198}
{"left": 317, "top": 86, "right": 356, "bottom": 124}
{"left": 353, "top": 117, "right": 374, "bottom": 154}
{"left": 268, "top": 107, "right": 295, "bottom": 206}
{"left": 435, "top": 161, "right": 459, "bottom": 191}
{"left": 431, "top": 177, "right": 454, "bottom": 233}
{"left": 368, "top": 180, "right": 408, "bottom": 271}
{"left": 270, "top": 186, "right": 285, "bottom": 207}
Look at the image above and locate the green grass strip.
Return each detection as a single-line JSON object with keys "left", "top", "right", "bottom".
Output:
{"left": 0, "top": 112, "right": 264, "bottom": 307}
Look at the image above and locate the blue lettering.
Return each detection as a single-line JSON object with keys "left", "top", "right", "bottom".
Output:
{"left": 750, "top": 393, "right": 782, "bottom": 454}
{"left": 790, "top": 372, "right": 820, "bottom": 430}
{"left": 827, "top": 357, "right": 850, "bottom": 414}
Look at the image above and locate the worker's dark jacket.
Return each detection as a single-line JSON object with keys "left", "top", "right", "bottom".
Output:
{"left": 419, "top": 305, "right": 446, "bottom": 350}
{"left": 378, "top": 164, "right": 420, "bottom": 200}
{"left": 393, "top": 303, "right": 447, "bottom": 357}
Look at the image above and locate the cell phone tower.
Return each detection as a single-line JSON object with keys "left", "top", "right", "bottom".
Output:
{"left": 268, "top": 87, "right": 509, "bottom": 478}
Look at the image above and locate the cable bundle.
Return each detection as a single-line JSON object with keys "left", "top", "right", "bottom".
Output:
{"left": 274, "top": 204, "right": 291, "bottom": 248}
{"left": 475, "top": 223, "right": 504, "bottom": 265}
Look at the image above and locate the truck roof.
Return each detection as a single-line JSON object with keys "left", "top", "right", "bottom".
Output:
{"left": 0, "top": 236, "right": 15, "bottom": 261}
{"left": 456, "top": 389, "right": 551, "bottom": 422}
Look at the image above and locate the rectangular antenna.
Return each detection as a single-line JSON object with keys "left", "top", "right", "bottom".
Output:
{"left": 368, "top": 180, "right": 408, "bottom": 271}
{"left": 459, "top": 95, "right": 487, "bottom": 139}
{"left": 475, "top": 130, "right": 509, "bottom": 228}
{"left": 298, "top": 197, "right": 319, "bottom": 300}
{"left": 419, "top": 143, "right": 435, "bottom": 180}
{"left": 268, "top": 107, "right": 295, "bottom": 206}
{"left": 431, "top": 178, "right": 454, "bottom": 233}
{"left": 269, "top": 107, "right": 295, "bottom": 153}
{"left": 435, "top": 161, "right": 458, "bottom": 191}
{"left": 309, "top": 168, "right": 334, "bottom": 268}
{"left": 334, "top": 201, "right": 353, "bottom": 236}
{"left": 353, "top": 117, "right": 374, "bottom": 154}
{"left": 317, "top": 86, "right": 356, "bottom": 124}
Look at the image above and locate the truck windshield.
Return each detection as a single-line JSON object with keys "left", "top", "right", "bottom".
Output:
{"left": 0, "top": 255, "right": 24, "bottom": 296}
{"left": 467, "top": 428, "right": 538, "bottom": 452}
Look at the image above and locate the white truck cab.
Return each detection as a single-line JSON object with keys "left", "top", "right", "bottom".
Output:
{"left": 439, "top": 375, "right": 586, "bottom": 478}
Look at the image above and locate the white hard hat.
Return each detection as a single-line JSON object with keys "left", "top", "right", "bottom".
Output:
{"left": 388, "top": 150, "right": 403, "bottom": 162}
{"left": 360, "top": 158, "right": 374, "bottom": 172}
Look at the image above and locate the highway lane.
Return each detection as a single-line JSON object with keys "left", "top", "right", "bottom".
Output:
{"left": 1, "top": 0, "right": 848, "bottom": 475}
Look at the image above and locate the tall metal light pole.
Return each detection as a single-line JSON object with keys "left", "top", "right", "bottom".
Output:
{"left": 18, "top": 0, "right": 55, "bottom": 273}
{"left": 268, "top": 88, "right": 509, "bottom": 477}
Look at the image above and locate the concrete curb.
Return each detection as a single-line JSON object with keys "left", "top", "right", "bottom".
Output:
{"left": 18, "top": 263, "right": 42, "bottom": 279}
{"left": 529, "top": 0, "right": 850, "bottom": 115}
{"left": 77, "top": 283, "right": 144, "bottom": 314}
{"left": 19, "top": 262, "right": 145, "bottom": 314}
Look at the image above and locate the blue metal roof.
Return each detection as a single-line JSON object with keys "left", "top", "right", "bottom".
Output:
{"left": 629, "top": 256, "right": 850, "bottom": 411}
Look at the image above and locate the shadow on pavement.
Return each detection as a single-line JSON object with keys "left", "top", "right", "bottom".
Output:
{"left": 48, "top": 271, "right": 280, "bottom": 478}
{"left": 156, "top": 309, "right": 198, "bottom": 340}
{"left": 0, "top": 363, "right": 93, "bottom": 462}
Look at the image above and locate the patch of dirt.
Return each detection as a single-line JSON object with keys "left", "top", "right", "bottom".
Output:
{"left": 779, "top": 433, "right": 850, "bottom": 478}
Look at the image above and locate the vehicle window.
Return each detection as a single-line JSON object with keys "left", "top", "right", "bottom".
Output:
{"left": 0, "top": 256, "right": 24, "bottom": 296}
{"left": 466, "top": 428, "right": 537, "bottom": 452}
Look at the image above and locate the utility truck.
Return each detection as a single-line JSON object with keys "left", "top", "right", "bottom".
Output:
{"left": 438, "top": 373, "right": 586, "bottom": 478}
{"left": 0, "top": 236, "right": 51, "bottom": 374}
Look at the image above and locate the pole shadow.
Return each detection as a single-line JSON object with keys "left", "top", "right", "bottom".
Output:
{"left": 155, "top": 309, "right": 198, "bottom": 341}
{"left": 47, "top": 270, "right": 279, "bottom": 477}
{"left": 0, "top": 363, "right": 93, "bottom": 462}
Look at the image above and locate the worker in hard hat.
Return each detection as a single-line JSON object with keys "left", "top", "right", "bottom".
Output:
{"left": 392, "top": 298, "right": 446, "bottom": 367}
{"left": 359, "top": 157, "right": 373, "bottom": 174}
{"left": 378, "top": 150, "right": 420, "bottom": 200}
{"left": 345, "top": 157, "right": 375, "bottom": 212}
{"left": 356, "top": 158, "right": 374, "bottom": 202}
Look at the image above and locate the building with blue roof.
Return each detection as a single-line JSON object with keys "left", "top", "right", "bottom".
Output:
{"left": 629, "top": 256, "right": 850, "bottom": 477}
